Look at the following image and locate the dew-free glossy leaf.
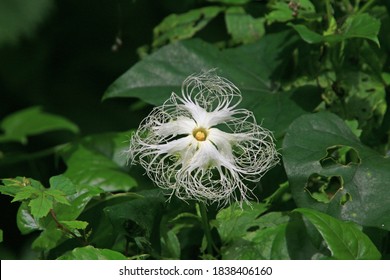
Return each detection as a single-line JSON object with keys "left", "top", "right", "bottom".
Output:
{"left": 0, "top": 107, "right": 79, "bottom": 144}
{"left": 283, "top": 112, "right": 390, "bottom": 230}
{"left": 295, "top": 208, "right": 381, "bottom": 260}
{"left": 57, "top": 245, "right": 127, "bottom": 260}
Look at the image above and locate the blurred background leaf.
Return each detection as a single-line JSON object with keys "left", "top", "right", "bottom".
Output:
{"left": 0, "top": 0, "right": 54, "bottom": 46}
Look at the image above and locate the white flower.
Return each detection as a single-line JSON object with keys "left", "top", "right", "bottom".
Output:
{"left": 127, "top": 71, "right": 279, "bottom": 206}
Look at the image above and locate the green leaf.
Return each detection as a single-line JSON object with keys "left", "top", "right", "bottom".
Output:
{"left": 0, "top": 177, "right": 42, "bottom": 197}
{"left": 295, "top": 208, "right": 381, "bottom": 260}
{"left": 222, "top": 223, "right": 290, "bottom": 260}
{"left": 59, "top": 220, "right": 89, "bottom": 230}
{"left": 28, "top": 193, "right": 53, "bottom": 219}
{"left": 266, "top": 0, "right": 317, "bottom": 23}
{"left": 161, "top": 230, "right": 181, "bottom": 259}
{"left": 218, "top": 210, "right": 320, "bottom": 260}
{"left": 0, "top": 0, "right": 54, "bottom": 46}
{"left": 0, "top": 229, "right": 3, "bottom": 243}
{"left": 14, "top": 175, "right": 103, "bottom": 250}
{"left": 289, "top": 13, "right": 381, "bottom": 46}
{"left": 0, "top": 107, "right": 79, "bottom": 144}
{"left": 104, "top": 195, "right": 163, "bottom": 239}
{"left": 11, "top": 186, "right": 39, "bottom": 202}
{"left": 104, "top": 34, "right": 321, "bottom": 138}
{"left": 216, "top": 202, "right": 268, "bottom": 242}
{"left": 288, "top": 23, "right": 324, "bottom": 44}
{"left": 266, "top": 2, "right": 295, "bottom": 23}
{"left": 17, "top": 203, "right": 40, "bottom": 235}
{"left": 57, "top": 246, "right": 127, "bottom": 260}
{"left": 32, "top": 227, "right": 63, "bottom": 250}
{"left": 44, "top": 189, "right": 70, "bottom": 205}
{"left": 49, "top": 175, "right": 77, "bottom": 195}
{"left": 283, "top": 112, "right": 390, "bottom": 230}
{"left": 63, "top": 147, "right": 136, "bottom": 193}
{"left": 340, "top": 13, "right": 381, "bottom": 46}
{"left": 153, "top": 6, "right": 223, "bottom": 48}
{"left": 225, "top": 7, "right": 265, "bottom": 44}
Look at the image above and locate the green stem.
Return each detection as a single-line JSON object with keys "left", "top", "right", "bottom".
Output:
{"left": 50, "top": 209, "right": 87, "bottom": 245}
{"left": 357, "top": 0, "right": 375, "bottom": 14}
{"left": 199, "top": 202, "right": 214, "bottom": 255}
{"left": 325, "top": 0, "right": 333, "bottom": 29}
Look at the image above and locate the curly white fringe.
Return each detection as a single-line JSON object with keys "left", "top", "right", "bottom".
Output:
{"left": 127, "top": 70, "right": 279, "bottom": 206}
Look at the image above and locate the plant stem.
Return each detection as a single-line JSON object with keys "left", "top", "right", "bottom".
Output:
{"left": 50, "top": 209, "right": 87, "bottom": 245}
{"left": 325, "top": 0, "right": 333, "bottom": 29}
{"left": 357, "top": 0, "right": 375, "bottom": 14}
{"left": 199, "top": 202, "right": 214, "bottom": 255}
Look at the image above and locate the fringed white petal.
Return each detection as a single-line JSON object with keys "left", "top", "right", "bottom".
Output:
{"left": 127, "top": 70, "right": 279, "bottom": 207}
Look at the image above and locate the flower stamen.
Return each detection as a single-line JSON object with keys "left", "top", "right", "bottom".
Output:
{"left": 193, "top": 127, "right": 208, "bottom": 141}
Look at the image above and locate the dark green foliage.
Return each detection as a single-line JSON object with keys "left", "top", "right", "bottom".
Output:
{"left": 1, "top": 0, "right": 389, "bottom": 260}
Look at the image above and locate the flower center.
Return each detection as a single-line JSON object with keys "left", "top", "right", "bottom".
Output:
{"left": 193, "top": 127, "right": 208, "bottom": 141}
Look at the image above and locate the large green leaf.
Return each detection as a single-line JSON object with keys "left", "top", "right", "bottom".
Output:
{"left": 62, "top": 132, "right": 136, "bottom": 193}
{"left": 225, "top": 7, "right": 264, "bottom": 44}
{"left": 295, "top": 208, "right": 381, "bottom": 260}
{"left": 104, "top": 35, "right": 321, "bottom": 138}
{"left": 283, "top": 112, "right": 390, "bottom": 230}
{"left": 104, "top": 195, "right": 163, "bottom": 240}
{"left": 0, "top": 107, "right": 79, "bottom": 144}
{"left": 57, "top": 245, "right": 127, "bottom": 260}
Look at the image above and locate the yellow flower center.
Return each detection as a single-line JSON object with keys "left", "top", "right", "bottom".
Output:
{"left": 193, "top": 128, "right": 208, "bottom": 141}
